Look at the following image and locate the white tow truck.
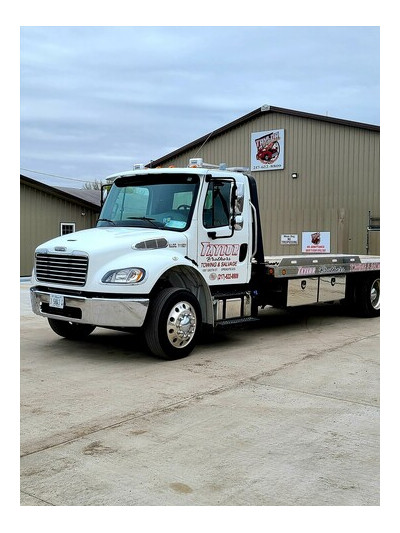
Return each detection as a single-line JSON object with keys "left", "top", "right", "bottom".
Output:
{"left": 30, "top": 159, "right": 380, "bottom": 360}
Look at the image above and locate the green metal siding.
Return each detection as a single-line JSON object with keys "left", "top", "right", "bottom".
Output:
{"left": 155, "top": 112, "right": 379, "bottom": 256}
{"left": 20, "top": 183, "right": 100, "bottom": 277}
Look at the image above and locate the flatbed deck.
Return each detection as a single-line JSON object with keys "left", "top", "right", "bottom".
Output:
{"left": 261, "top": 254, "right": 380, "bottom": 278}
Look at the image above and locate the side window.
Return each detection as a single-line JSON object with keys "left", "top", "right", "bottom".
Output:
{"left": 203, "top": 181, "right": 232, "bottom": 228}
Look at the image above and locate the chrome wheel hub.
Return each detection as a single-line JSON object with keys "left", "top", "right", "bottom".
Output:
{"left": 167, "top": 301, "right": 197, "bottom": 348}
{"left": 370, "top": 279, "right": 380, "bottom": 310}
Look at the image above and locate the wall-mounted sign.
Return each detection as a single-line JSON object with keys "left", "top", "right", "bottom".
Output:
{"left": 251, "top": 129, "right": 285, "bottom": 171}
{"left": 281, "top": 234, "right": 298, "bottom": 245}
{"left": 302, "top": 232, "right": 331, "bottom": 253}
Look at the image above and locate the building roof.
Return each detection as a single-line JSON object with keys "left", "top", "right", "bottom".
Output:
{"left": 20, "top": 175, "right": 101, "bottom": 209}
{"left": 147, "top": 105, "right": 380, "bottom": 168}
{"left": 56, "top": 187, "right": 102, "bottom": 207}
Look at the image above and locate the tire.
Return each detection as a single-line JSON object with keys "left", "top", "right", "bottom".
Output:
{"left": 48, "top": 318, "right": 96, "bottom": 340}
{"left": 354, "top": 274, "right": 380, "bottom": 318}
{"left": 144, "top": 288, "right": 201, "bottom": 360}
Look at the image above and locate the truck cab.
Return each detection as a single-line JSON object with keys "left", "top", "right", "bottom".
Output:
{"left": 99, "top": 164, "right": 254, "bottom": 284}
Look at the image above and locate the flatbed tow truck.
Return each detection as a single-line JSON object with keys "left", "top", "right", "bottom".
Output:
{"left": 30, "top": 159, "right": 380, "bottom": 359}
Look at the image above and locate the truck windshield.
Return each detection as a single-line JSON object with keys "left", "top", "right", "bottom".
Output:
{"left": 97, "top": 174, "right": 200, "bottom": 231}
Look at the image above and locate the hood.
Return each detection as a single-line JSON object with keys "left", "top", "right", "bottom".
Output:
{"left": 37, "top": 227, "right": 188, "bottom": 256}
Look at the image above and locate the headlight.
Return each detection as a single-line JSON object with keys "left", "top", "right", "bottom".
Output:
{"left": 102, "top": 267, "right": 146, "bottom": 284}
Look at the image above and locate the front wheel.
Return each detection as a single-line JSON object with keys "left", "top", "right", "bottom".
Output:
{"left": 144, "top": 288, "right": 202, "bottom": 360}
{"left": 48, "top": 318, "right": 96, "bottom": 340}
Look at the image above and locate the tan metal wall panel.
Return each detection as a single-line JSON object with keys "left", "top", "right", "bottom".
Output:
{"left": 160, "top": 112, "right": 379, "bottom": 256}
{"left": 20, "top": 184, "right": 99, "bottom": 276}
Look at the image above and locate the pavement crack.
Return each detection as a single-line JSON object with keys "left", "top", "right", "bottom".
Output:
{"left": 251, "top": 382, "right": 380, "bottom": 408}
{"left": 20, "top": 490, "right": 55, "bottom": 506}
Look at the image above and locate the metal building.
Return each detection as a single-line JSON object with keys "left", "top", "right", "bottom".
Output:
{"left": 148, "top": 105, "right": 380, "bottom": 256}
{"left": 20, "top": 175, "right": 101, "bottom": 276}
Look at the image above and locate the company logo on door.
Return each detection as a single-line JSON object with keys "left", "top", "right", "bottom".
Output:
{"left": 200, "top": 242, "right": 240, "bottom": 257}
{"left": 200, "top": 242, "right": 240, "bottom": 281}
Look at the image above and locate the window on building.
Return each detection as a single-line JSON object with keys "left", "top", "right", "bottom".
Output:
{"left": 60, "top": 223, "right": 76, "bottom": 235}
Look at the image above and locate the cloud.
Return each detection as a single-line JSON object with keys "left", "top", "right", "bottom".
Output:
{"left": 20, "top": 26, "right": 379, "bottom": 187}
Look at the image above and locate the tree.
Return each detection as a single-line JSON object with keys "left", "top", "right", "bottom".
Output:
{"left": 82, "top": 179, "right": 104, "bottom": 190}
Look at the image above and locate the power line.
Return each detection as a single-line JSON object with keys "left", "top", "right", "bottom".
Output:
{"left": 20, "top": 168, "right": 96, "bottom": 184}
{"left": 193, "top": 129, "right": 215, "bottom": 158}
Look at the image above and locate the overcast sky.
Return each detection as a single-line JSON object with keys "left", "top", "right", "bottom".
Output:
{"left": 20, "top": 26, "right": 380, "bottom": 188}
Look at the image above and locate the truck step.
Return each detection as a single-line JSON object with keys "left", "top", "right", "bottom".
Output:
{"left": 213, "top": 290, "right": 251, "bottom": 300}
{"left": 216, "top": 316, "right": 260, "bottom": 328}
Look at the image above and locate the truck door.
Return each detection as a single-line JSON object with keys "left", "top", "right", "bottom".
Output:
{"left": 196, "top": 176, "right": 251, "bottom": 285}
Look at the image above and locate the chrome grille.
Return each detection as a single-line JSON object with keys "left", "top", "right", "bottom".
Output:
{"left": 35, "top": 253, "right": 88, "bottom": 286}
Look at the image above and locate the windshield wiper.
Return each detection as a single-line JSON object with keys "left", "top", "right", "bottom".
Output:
{"left": 127, "top": 216, "right": 159, "bottom": 228}
{"left": 98, "top": 218, "right": 116, "bottom": 226}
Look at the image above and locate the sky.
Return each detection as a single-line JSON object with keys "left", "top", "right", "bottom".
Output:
{"left": 20, "top": 26, "right": 380, "bottom": 188}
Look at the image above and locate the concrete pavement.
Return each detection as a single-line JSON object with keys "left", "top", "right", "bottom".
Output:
{"left": 20, "top": 280, "right": 380, "bottom": 506}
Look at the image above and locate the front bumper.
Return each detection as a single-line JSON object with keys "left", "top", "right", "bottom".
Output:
{"left": 30, "top": 287, "right": 149, "bottom": 328}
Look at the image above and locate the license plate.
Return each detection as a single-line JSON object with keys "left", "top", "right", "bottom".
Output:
{"left": 49, "top": 294, "right": 64, "bottom": 309}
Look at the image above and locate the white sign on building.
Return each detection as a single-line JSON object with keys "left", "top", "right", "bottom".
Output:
{"left": 251, "top": 129, "right": 285, "bottom": 171}
{"left": 302, "top": 232, "right": 331, "bottom": 253}
{"left": 281, "top": 234, "right": 298, "bottom": 245}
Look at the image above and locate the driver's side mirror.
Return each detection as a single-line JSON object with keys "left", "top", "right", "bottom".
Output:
{"left": 234, "top": 183, "right": 244, "bottom": 215}
{"left": 234, "top": 215, "right": 244, "bottom": 230}
{"left": 232, "top": 182, "right": 244, "bottom": 230}
{"left": 101, "top": 184, "right": 111, "bottom": 206}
